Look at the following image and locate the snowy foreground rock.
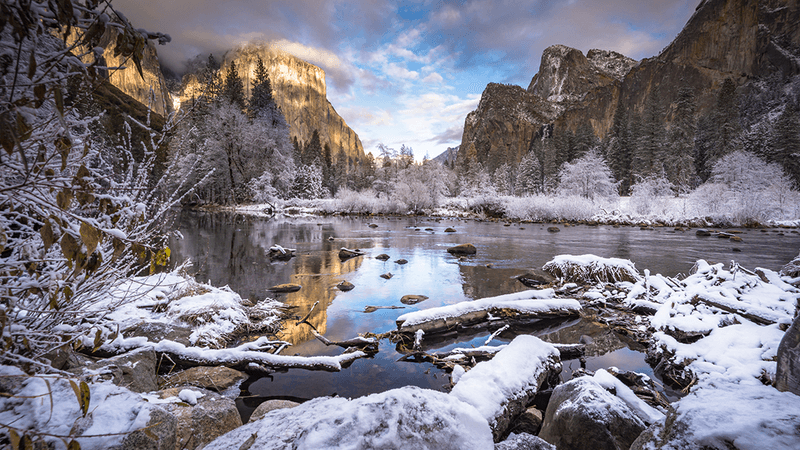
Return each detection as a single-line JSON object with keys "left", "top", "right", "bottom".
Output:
{"left": 203, "top": 386, "right": 495, "bottom": 450}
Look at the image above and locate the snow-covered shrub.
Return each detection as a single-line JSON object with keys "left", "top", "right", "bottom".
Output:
{"left": 557, "top": 149, "right": 619, "bottom": 201}
{"left": 629, "top": 173, "right": 674, "bottom": 216}
{"left": 393, "top": 179, "right": 436, "bottom": 212}
{"left": 688, "top": 183, "right": 729, "bottom": 217}
{"left": 543, "top": 255, "right": 642, "bottom": 284}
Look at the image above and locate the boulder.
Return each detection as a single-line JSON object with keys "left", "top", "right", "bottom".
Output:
{"left": 508, "top": 407, "right": 544, "bottom": 436}
{"left": 203, "top": 386, "right": 493, "bottom": 449}
{"left": 121, "top": 321, "right": 194, "bottom": 347}
{"left": 109, "top": 405, "right": 176, "bottom": 450}
{"left": 268, "top": 283, "right": 302, "bottom": 293}
{"left": 538, "top": 377, "right": 646, "bottom": 450}
{"left": 695, "top": 228, "right": 712, "bottom": 236}
{"left": 631, "top": 381, "right": 800, "bottom": 450}
{"left": 72, "top": 347, "right": 158, "bottom": 393}
{"left": 516, "top": 270, "right": 556, "bottom": 287}
{"left": 445, "top": 227, "right": 457, "bottom": 232}
{"left": 776, "top": 313, "right": 800, "bottom": 395}
{"left": 495, "top": 433, "right": 555, "bottom": 450}
{"left": 375, "top": 253, "right": 390, "bottom": 261}
{"left": 248, "top": 399, "right": 300, "bottom": 423}
{"left": 781, "top": 253, "right": 800, "bottom": 278}
{"left": 380, "top": 272, "right": 393, "bottom": 279}
{"left": 400, "top": 294, "right": 429, "bottom": 305}
{"left": 447, "top": 243, "right": 477, "bottom": 255}
{"left": 160, "top": 366, "right": 247, "bottom": 394}
{"left": 339, "top": 247, "right": 365, "bottom": 260}
{"left": 337, "top": 280, "right": 355, "bottom": 291}
{"left": 395, "top": 258, "right": 408, "bottom": 264}
{"left": 368, "top": 223, "right": 379, "bottom": 228}
{"left": 547, "top": 226, "right": 560, "bottom": 233}
{"left": 158, "top": 387, "right": 243, "bottom": 450}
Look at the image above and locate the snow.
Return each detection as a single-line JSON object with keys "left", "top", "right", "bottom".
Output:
{"left": 203, "top": 386, "right": 494, "bottom": 449}
{"left": 642, "top": 379, "right": 800, "bottom": 450}
{"left": 178, "top": 388, "right": 204, "bottom": 405}
{"left": 450, "top": 335, "right": 560, "bottom": 427}
{"left": 0, "top": 365, "right": 165, "bottom": 450}
{"left": 451, "top": 364, "right": 466, "bottom": 384}
{"left": 592, "top": 369, "right": 664, "bottom": 424}
{"left": 543, "top": 254, "right": 642, "bottom": 283}
{"left": 396, "top": 289, "right": 580, "bottom": 329}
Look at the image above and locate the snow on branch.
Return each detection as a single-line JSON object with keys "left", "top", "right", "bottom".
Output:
{"left": 543, "top": 254, "right": 642, "bottom": 284}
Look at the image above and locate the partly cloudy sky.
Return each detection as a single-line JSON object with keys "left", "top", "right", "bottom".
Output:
{"left": 114, "top": 0, "right": 698, "bottom": 160}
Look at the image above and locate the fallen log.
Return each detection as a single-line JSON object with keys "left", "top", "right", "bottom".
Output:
{"left": 94, "top": 336, "right": 367, "bottom": 373}
{"left": 690, "top": 293, "right": 780, "bottom": 325}
{"left": 395, "top": 290, "right": 581, "bottom": 334}
{"left": 308, "top": 329, "right": 379, "bottom": 353}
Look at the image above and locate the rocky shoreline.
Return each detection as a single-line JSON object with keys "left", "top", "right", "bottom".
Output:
{"left": 3, "top": 249, "right": 799, "bottom": 449}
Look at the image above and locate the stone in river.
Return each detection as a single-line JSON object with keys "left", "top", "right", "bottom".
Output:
{"left": 337, "top": 280, "right": 355, "bottom": 291}
{"left": 447, "top": 243, "right": 477, "bottom": 255}
{"left": 395, "top": 259, "right": 408, "bottom": 264}
{"left": 268, "top": 283, "right": 301, "bottom": 293}
{"left": 375, "top": 253, "right": 390, "bottom": 261}
{"left": 400, "top": 295, "right": 428, "bottom": 305}
{"left": 380, "top": 272, "right": 393, "bottom": 279}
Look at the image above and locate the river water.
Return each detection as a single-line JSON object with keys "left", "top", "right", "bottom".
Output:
{"left": 170, "top": 211, "right": 800, "bottom": 417}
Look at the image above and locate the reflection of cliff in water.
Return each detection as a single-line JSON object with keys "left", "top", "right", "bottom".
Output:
{"left": 277, "top": 250, "right": 363, "bottom": 346}
{"left": 170, "top": 211, "right": 363, "bottom": 346}
{"left": 458, "top": 265, "right": 529, "bottom": 300}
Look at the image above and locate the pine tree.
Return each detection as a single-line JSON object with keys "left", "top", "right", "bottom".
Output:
{"left": 222, "top": 61, "right": 246, "bottom": 109}
{"left": 606, "top": 99, "right": 632, "bottom": 194}
{"left": 303, "top": 130, "right": 323, "bottom": 166}
{"left": 514, "top": 151, "right": 542, "bottom": 195}
{"left": 770, "top": 106, "right": 800, "bottom": 188}
{"left": 249, "top": 57, "right": 275, "bottom": 119}
{"left": 668, "top": 85, "right": 697, "bottom": 192}
{"left": 573, "top": 122, "right": 597, "bottom": 161}
{"left": 708, "top": 78, "right": 741, "bottom": 162}
{"left": 633, "top": 89, "right": 666, "bottom": 178}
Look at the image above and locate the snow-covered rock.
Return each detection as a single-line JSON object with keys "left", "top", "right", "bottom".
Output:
{"left": 776, "top": 313, "right": 800, "bottom": 395}
{"left": 450, "top": 335, "right": 561, "bottom": 440}
{"left": 203, "top": 386, "right": 494, "bottom": 450}
{"left": 543, "top": 254, "right": 642, "bottom": 284}
{"left": 538, "top": 376, "right": 647, "bottom": 450}
{"left": 70, "top": 347, "right": 157, "bottom": 393}
{"left": 154, "top": 387, "right": 241, "bottom": 450}
{"left": 495, "top": 432, "right": 555, "bottom": 450}
{"left": 631, "top": 380, "right": 800, "bottom": 450}
{"left": 0, "top": 365, "right": 176, "bottom": 450}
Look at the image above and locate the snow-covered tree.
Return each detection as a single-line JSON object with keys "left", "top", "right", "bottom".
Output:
{"left": 667, "top": 85, "right": 697, "bottom": 192}
{"left": 291, "top": 164, "right": 327, "bottom": 199}
{"left": 514, "top": 151, "right": 542, "bottom": 196}
{"left": 629, "top": 171, "right": 675, "bottom": 216}
{"left": 556, "top": 149, "right": 618, "bottom": 201}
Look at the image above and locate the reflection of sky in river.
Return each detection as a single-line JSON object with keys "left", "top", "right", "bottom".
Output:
{"left": 171, "top": 212, "right": 799, "bottom": 412}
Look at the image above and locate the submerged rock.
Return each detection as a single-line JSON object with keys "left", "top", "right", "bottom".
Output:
{"left": 337, "top": 280, "right": 355, "bottom": 291}
{"left": 395, "top": 258, "right": 409, "bottom": 264}
{"left": 268, "top": 283, "right": 301, "bottom": 293}
{"left": 516, "top": 270, "right": 556, "bottom": 287}
{"left": 538, "top": 377, "right": 646, "bottom": 450}
{"left": 375, "top": 253, "right": 390, "bottom": 261}
{"left": 447, "top": 243, "right": 477, "bottom": 255}
{"left": 339, "top": 247, "right": 365, "bottom": 260}
{"left": 400, "top": 294, "right": 429, "bottom": 305}
{"left": 547, "top": 226, "right": 561, "bottom": 233}
{"left": 380, "top": 272, "right": 393, "bottom": 279}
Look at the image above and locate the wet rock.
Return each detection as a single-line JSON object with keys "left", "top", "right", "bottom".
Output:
{"left": 158, "top": 387, "right": 242, "bottom": 450}
{"left": 73, "top": 347, "right": 158, "bottom": 393}
{"left": 380, "top": 272, "right": 393, "bottom": 279}
{"left": 400, "top": 295, "right": 429, "bottom": 305}
{"left": 547, "top": 226, "right": 561, "bottom": 233}
{"left": 730, "top": 235, "right": 743, "bottom": 242}
{"left": 337, "top": 280, "right": 355, "bottom": 291}
{"left": 508, "top": 407, "right": 544, "bottom": 436}
{"left": 160, "top": 366, "right": 247, "bottom": 394}
{"left": 368, "top": 223, "right": 379, "bottom": 228}
{"left": 327, "top": 236, "right": 335, "bottom": 241}
{"left": 268, "top": 283, "right": 301, "bottom": 293}
{"left": 447, "top": 243, "right": 477, "bottom": 255}
{"left": 695, "top": 228, "right": 712, "bottom": 236}
{"left": 538, "top": 377, "right": 646, "bottom": 450}
{"left": 445, "top": 227, "right": 457, "bottom": 232}
{"left": 495, "top": 433, "right": 555, "bottom": 450}
{"left": 776, "top": 313, "right": 800, "bottom": 395}
{"left": 780, "top": 252, "right": 800, "bottom": 278}
{"left": 425, "top": 227, "right": 434, "bottom": 231}
{"left": 395, "top": 258, "right": 409, "bottom": 264}
{"left": 516, "top": 270, "right": 556, "bottom": 287}
{"left": 375, "top": 253, "right": 390, "bottom": 261}
{"left": 249, "top": 399, "right": 300, "bottom": 423}
{"left": 339, "top": 247, "right": 365, "bottom": 260}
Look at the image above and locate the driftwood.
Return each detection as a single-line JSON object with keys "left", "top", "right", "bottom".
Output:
{"left": 690, "top": 294, "right": 777, "bottom": 325}
{"left": 297, "top": 301, "right": 379, "bottom": 352}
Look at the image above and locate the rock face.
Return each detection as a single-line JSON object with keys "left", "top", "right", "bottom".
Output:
{"left": 180, "top": 43, "right": 366, "bottom": 165}
{"left": 776, "top": 313, "right": 800, "bottom": 395}
{"left": 538, "top": 377, "right": 646, "bottom": 450}
{"left": 459, "top": 0, "right": 800, "bottom": 172}
{"left": 94, "top": 24, "right": 173, "bottom": 117}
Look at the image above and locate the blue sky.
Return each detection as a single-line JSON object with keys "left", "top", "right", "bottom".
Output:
{"left": 115, "top": 0, "right": 698, "bottom": 160}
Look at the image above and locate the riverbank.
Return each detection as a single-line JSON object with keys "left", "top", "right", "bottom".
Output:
{"left": 3, "top": 247, "right": 799, "bottom": 448}
{"left": 223, "top": 195, "right": 800, "bottom": 229}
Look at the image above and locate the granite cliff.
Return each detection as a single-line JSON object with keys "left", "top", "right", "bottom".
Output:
{"left": 459, "top": 0, "right": 800, "bottom": 171}
{"left": 179, "top": 43, "right": 365, "bottom": 165}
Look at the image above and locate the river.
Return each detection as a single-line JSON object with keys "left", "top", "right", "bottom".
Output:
{"left": 170, "top": 211, "right": 800, "bottom": 418}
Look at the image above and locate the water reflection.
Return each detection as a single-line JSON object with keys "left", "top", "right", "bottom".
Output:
{"left": 171, "top": 212, "right": 800, "bottom": 401}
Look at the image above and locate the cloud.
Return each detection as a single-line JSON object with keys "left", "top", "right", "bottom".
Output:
{"left": 430, "top": 125, "right": 465, "bottom": 145}
{"left": 422, "top": 72, "right": 444, "bottom": 84}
